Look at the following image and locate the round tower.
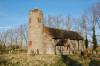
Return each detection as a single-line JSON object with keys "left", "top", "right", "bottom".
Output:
{"left": 28, "top": 9, "right": 43, "bottom": 54}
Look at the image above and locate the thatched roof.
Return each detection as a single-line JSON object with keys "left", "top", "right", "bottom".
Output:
{"left": 43, "top": 26, "right": 83, "bottom": 40}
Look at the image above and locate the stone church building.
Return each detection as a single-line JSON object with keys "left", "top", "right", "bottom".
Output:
{"left": 28, "top": 9, "right": 85, "bottom": 55}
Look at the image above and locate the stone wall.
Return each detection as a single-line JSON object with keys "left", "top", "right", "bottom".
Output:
{"left": 43, "top": 33, "right": 55, "bottom": 54}
{"left": 28, "top": 9, "right": 85, "bottom": 55}
{"left": 28, "top": 9, "right": 44, "bottom": 54}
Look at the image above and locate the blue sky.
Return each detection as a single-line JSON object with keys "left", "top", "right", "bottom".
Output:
{"left": 0, "top": 0, "right": 100, "bottom": 31}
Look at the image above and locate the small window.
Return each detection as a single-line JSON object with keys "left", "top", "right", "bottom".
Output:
{"left": 29, "top": 18, "right": 31, "bottom": 28}
{"left": 29, "top": 41, "right": 32, "bottom": 48}
{"left": 37, "top": 17, "right": 41, "bottom": 23}
{"left": 29, "top": 18, "right": 31, "bottom": 24}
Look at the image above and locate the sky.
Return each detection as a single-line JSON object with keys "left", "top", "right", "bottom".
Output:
{"left": 0, "top": 0, "right": 100, "bottom": 31}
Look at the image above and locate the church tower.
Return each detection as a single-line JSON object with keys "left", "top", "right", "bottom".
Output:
{"left": 28, "top": 9, "right": 43, "bottom": 54}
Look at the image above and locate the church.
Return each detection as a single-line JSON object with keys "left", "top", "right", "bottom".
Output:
{"left": 28, "top": 9, "right": 85, "bottom": 55}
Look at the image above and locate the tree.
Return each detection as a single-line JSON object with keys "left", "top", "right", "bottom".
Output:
{"left": 92, "top": 26, "right": 97, "bottom": 50}
{"left": 85, "top": 34, "right": 88, "bottom": 49}
{"left": 66, "top": 15, "right": 72, "bottom": 30}
{"left": 81, "top": 14, "right": 89, "bottom": 49}
{"left": 17, "top": 24, "right": 28, "bottom": 48}
{"left": 7, "top": 29, "right": 14, "bottom": 46}
{"left": 91, "top": 3, "right": 100, "bottom": 50}
{"left": 85, "top": 3, "right": 100, "bottom": 51}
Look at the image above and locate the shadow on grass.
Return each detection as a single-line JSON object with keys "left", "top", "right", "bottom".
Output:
{"left": 0, "top": 56, "right": 8, "bottom": 65}
{"left": 89, "top": 59, "right": 100, "bottom": 66}
{"left": 61, "top": 55, "right": 82, "bottom": 66}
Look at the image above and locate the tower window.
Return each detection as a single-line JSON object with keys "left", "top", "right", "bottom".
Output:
{"left": 29, "top": 41, "right": 32, "bottom": 48}
{"left": 37, "top": 17, "right": 41, "bottom": 23}
{"left": 29, "top": 18, "right": 31, "bottom": 28}
{"left": 29, "top": 18, "right": 31, "bottom": 24}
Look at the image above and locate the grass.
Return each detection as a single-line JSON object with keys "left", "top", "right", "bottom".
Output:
{"left": 0, "top": 53, "right": 66, "bottom": 66}
{"left": 0, "top": 51, "right": 99, "bottom": 66}
{"left": 60, "top": 53, "right": 100, "bottom": 66}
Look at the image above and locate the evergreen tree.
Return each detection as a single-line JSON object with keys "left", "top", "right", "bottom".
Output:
{"left": 92, "top": 27, "right": 98, "bottom": 50}
{"left": 85, "top": 34, "right": 88, "bottom": 49}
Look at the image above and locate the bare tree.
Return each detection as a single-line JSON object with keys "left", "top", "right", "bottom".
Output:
{"left": 65, "top": 15, "right": 72, "bottom": 30}
{"left": 0, "top": 24, "right": 28, "bottom": 50}
{"left": 87, "top": 3, "right": 100, "bottom": 50}
{"left": 47, "top": 15, "right": 63, "bottom": 29}
{"left": 0, "top": 32, "right": 5, "bottom": 48}
{"left": 16, "top": 24, "right": 28, "bottom": 48}
{"left": 7, "top": 29, "right": 14, "bottom": 46}
{"left": 21, "top": 24, "right": 28, "bottom": 47}
{"left": 80, "top": 14, "right": 89, "bottom": 49}
{"left": 13, "top": 28, "right": 19, "bottom": 45}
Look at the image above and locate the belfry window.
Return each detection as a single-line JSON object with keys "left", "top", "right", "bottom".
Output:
{"left": 37, "top": 17, "right": 41, "bottom": 23}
